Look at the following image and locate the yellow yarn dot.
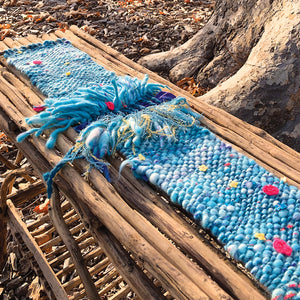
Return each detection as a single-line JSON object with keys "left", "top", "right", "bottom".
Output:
{"left": 66, "top": 71, "right": 71, "bottom": 76}
{"left": 138, "top": 154, "right": 145, "bottom": 161}
{"left": 229, "top": 181, "right": 238, "bottom": 188}
{"left": 254, "top": 233, "right": 266, "bottom": 241}
{"left": 198, "top": 165, "right": 208, "bottom": 172}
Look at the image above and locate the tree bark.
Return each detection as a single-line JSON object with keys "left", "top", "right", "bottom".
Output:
{"left": 139, "top": 0, "right": 300, "bottom": 151}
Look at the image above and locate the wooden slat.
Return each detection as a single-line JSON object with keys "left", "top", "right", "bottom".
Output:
{"left": 28, "top": 201, "right": 71, "bottom": 231}
{"left": 63, "top": 258, "right": 111, "bottom": 291}
{"left": 98, "top": 276, "right": 123, "bottom": 297}
{"left": 70, "top": 269, "right": 119, "bottom": 300}
{"left": 109, "top": 285, "right": 132, "bottom": 300}
{"left": 49, "top": 184, "right": 100, "bottom": 299}
{"left": 55, "top": 247, "right": 103, "bottom": 279}
{"left": 40, "top": 223, "right": 85, "bottom": 251}
{"left": 48, "top": 235, "right": 96, "bottom": 266}
{"left": 8, "top": 181, "right": 46, "bottom": 207}
{"left": 6, "top": 200, "right": 69, "bottom": 299}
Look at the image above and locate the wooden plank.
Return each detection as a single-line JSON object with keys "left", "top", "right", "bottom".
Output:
{"left": 66, "top": 194, "right": 167, "bottom": 300}
{"left": 2, "top": 37, "right": 22, "bottom": 48}
{"left": 52, "top": 133, "right": 231, "bottom": 299}
{"left": 0, "top": 68, "right": 43, "bottom": 106}
{"left": 49, "top": 184, "right": 100, "bottom": 299}
{"left": 0, "top": 70, "right": 224, "bottom": 299}
{"left": 8, "top": 180, "right": 46, "bottom": 207}
{"left": 6, "top": 200, "right": 69, "bottom": 299}
{"left": 0, "top": 41, "right": 9, "bottom": 52}
{"left": 2, "top": 33, "right": 299, "bottom": 184}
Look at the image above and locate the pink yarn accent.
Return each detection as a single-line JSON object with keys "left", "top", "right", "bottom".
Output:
{"left": 262, "top": 185, "right": 279, "bottom": 196}
{"left": 284, "top": 293, "right": 296, "bottom": 299}
{"left": 33, "top": 60, "right": 42, "bottom": 65}
{"left": 105, "top": 101, "right": 115, "bottom": 111}
{"left": 33, "top": 105, "right": 46, "bottom": 112}
{"left": 273, "top": 238, "right": 293, "bottom": 256}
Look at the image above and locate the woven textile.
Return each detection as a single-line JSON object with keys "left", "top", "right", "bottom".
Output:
{"left": 4, "top": 38, "right": 115, "bottom": 98}
{"left": 4, "top": 39, "right": 166, "bottom": 149}
{"left": 6, "top": 40, "right": 300, "bottom": 300}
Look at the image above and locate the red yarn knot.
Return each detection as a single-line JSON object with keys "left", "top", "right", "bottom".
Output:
{"left": 224, "top": 163, "right": 231, "bottom": 166}
{"left": 33, "top": 105, "right": 46, "bottom": 112}
{"left": 262, "top": 185, "right": 279, "bottom": 196}
{"left": 33, "top": 60, "right": 42, "bottom": 65}
{"left": 273, "top": 238, "right": 293, "bottom": 256}
{"left": 105, "top": 101, "right": 115, "bottom": 111}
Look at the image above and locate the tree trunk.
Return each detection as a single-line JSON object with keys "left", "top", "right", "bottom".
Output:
{"left": 139, "top": 0, "right": 300, "bottom": 151}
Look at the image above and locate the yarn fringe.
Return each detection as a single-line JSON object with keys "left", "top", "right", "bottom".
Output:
{"left": 44, "top": 97, "right": 202, "bottom": 197}
{"left": 17, "top": 75, "right": 166, "bottom": 149}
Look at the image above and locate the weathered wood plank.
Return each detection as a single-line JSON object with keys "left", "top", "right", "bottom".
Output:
{"left": 6, "top": 200, "right": 69, "bottom": 299}
{"left": 49, "top": 185, "right": 100, "bottom": 299}
{"left": 7, "top": 180, "right": 46, "bottom": 207}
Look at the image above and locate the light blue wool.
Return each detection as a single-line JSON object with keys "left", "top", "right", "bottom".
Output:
{"left": 4, "top": 39, "right": 166, "bottom": 149}
{"left": 7, "top": 40, "right": 300, "bottom": 300}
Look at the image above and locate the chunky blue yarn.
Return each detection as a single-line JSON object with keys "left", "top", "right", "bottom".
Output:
{"left": 5, "top": 39, "right": 167, "bottom": 149}
{"left": 4, "top": 39, "right": 115, "bottom": 98}
{"left": 6, "top": 39, "right": 300, "bottom": 300}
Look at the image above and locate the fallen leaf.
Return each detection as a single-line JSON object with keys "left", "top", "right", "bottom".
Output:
{"left": 0, "top": 28, "right": 17, "bottom": 40}
{"left": 33, "top": 198, "right": 50, "bottom": 214}
{"left": 0, "top": 24, "right": 11, "bottom": 29}
{"left": 46, "top": 16, "right": 57, "bottom": 22}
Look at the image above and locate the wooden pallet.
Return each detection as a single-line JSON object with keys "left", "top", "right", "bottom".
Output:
{"left": 0, "top": 26, "right": 299, "bottom": 300}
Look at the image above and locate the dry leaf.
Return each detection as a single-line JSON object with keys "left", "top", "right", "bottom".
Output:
{"left": 176, "top": 77, "right": 209, "bottom": 97}
{"left": 0, "top": 28, "right": 17, "bottom": 40}
{"left": 0, "top": 24, "right": 11, "bottom": 29}
{"left": 33, "top": 198, "right": 50, "bottom": 214}
{"left": 46, "top": 15, "right": 57, "bottom": 22}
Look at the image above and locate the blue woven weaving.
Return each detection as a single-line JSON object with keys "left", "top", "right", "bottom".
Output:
{"left": 4, "top": 39, "right": 167, "bottom": 148}
{"left": 6, "top": 39, "right": 300, "bottom": 300}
